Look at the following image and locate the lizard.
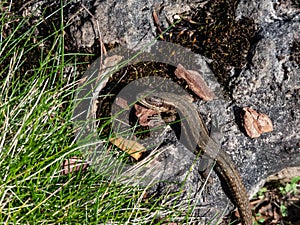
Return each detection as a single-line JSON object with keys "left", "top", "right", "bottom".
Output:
{"left": 137, "top": 91, "right": 253, "bottom": 225}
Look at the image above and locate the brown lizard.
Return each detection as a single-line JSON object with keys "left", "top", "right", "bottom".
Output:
{"left": 137, "top": 91, "right": 253, "bottom": 225}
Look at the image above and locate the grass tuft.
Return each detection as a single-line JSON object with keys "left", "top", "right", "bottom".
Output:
{"left": 0, "top": 2, "right": 199, "bottom": 224}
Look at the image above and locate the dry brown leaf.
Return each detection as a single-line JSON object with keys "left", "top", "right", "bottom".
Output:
{"left": 61, "top": 156, "right": 88, "bottom": 175}
{"left": 174, "top": 64, "right": 216, "bottom": 101}
{"left": 135, "top": 104, "right": 159, "bottom": 126}
{"left": 115, "top": 97, "right": 129, "bottom": 110}
{"left": 243, "top": 107, "right": 273, "bottom": 138}
{"left": 109, "top": 136, "right": 146, "bottom": 161}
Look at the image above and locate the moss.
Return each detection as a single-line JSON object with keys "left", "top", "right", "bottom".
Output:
{"left": 161, "top": 0, "right": 257, "bottom": 91}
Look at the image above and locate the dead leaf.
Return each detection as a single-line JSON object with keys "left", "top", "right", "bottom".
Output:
{"left": 243, "top": 107, "right": 273, "bottom": 138}
{"left": 115, "top": 97, "right": 129, "bottom": 110}
{"left": 61, "top": 156, "right": 88, "bottom": 175}
{"left": 174, "top": 64, "right": 216, "bottom": 101}
{"left": 135, "top": 104, "right": 159, "bottom": 126}
{"left": 109, "top": 136, "right": 146, "bottom": 161}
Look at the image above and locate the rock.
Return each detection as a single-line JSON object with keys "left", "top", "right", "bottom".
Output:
{"left": 233, "top": 0, "right": 300, "bottom": 197}
{"left": 66, "top": 0, "right": 300, "bottom": 221}
{"left": 17, "top": 0, "right": 300, "bottom": 222}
